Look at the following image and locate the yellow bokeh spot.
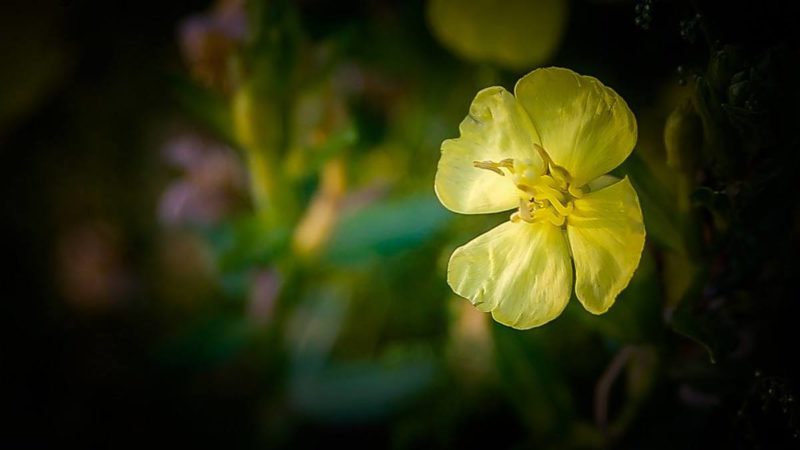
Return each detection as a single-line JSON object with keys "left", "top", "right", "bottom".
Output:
{"left": 427, "top": 0, "right": 568, "bottom": 70}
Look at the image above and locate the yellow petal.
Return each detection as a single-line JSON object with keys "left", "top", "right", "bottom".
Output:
{"left": 567, "top": 177, "right": 645, "bottom": 314}
{"left": 427, "top": 0, "right": 567, "bottom": 70}
{"left": 514, "top": 67, "right": 637, "bottom": 187}
{"left": 435, "top": 86, "right": 543, "bottom": 214}
{"left": 447, "top": 221, "right": 572, "bottom": 329}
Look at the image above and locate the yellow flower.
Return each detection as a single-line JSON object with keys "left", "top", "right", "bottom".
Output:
{"left": 435, "top": 67, "right": 646, "bottom": 329}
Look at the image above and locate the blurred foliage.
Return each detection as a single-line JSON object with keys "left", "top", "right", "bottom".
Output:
{"left": 4, "top": 0, "right": 800, "bottom": 448}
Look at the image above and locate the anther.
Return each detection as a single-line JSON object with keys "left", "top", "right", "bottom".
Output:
{"left": 473, "top": 160, "right": 505, "bottom": 176}
{"left": 531, "top": 208, "right": 565, "bottom": 226}
{"left": 497, "top": 159, "right": 514, "bottom": 169}
{"left": 473, "top": 159, "right": 515, "bottom": 176}
{"left": 517, "top": 198, "right": 533, "bottom": 222}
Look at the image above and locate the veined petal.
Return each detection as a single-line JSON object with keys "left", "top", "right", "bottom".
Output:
{"left": 566, "top": 177, "right": 645, "bottom": 314}
{"left": 514, "top": 67, "right": 637, "bottom": 187}
{"left": 435, "top": 86, "right": 544, "bottom": 214}
{"left": 447, "top": 221, "right": 572, "bottom": 329}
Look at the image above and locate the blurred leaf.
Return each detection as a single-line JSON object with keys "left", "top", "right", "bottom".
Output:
{"left": 668, "top": 274, "right": 720, "bottom": 364}
{"left": 622, "top": 155, "right": 685, "bottom": 253}
{"left": 159, "top": 316, "right": 254, "bottom": 369}
{"left": 671, "top": 309, "right": 717, "bottom": 364}
{"left": 200, "top": 214, "right": 291, "bottom": 273}
{"left": 170, "top": 74, "right": 235, "bottom": 142}
{"left": 664, "top": 99, "right": 703, "bottom": 174}
{"left": 324, "top": 195, "right": 451, "bottom": 264}
{"left": 492, "top": 325, "right": 573, "bottom": 438}
{"left": 285, "top": 283, "right": 436, "bottom": 424}
{"left": 288, "top": 358, "right": 436, "bottom": 424}
{"left": 287, "top": 288, "right": 349, "bottom": 373}
{"left": 304, "top": 122, "right": 358, "bottom": 173}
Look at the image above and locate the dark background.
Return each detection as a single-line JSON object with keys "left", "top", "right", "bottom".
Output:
{"left": 3, "top": 0, "right": 800, "bottom": 448}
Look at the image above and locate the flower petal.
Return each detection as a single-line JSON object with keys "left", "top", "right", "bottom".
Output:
{"left": 566, "top": 176, "right": 645, "bottom": 314}
{"left": 447, "top": 221, "right": 572, "bottom": 329}
{"left": 514, "top": 67, "right": 637, "bottom": 187}
{"left": 435, "top": 86, "right": 543, "bottom": 214}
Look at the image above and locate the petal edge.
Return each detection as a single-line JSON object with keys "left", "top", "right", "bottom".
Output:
{"left": 566, "top": 176, "right": 645, "bottom": 314}
{"left": 514, "top": 67, "right": 637, "bottom": 187}
{"left": 448, "top": 221, "right": 572, "bottom": 329}
{"left": 435, "top": 86, "right": 543, "bottom": 214}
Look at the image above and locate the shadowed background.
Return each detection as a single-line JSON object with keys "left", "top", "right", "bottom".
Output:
{"left": 3, "top": 0, "right": 800, "bottom": 448}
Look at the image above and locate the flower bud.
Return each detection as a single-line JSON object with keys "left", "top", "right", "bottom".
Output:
{"left": 664, "top": 99, "right": 703, "bottom": 174}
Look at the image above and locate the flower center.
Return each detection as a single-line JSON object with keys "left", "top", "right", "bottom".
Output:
{"left": 473, "top": 144, "right": 583, "bottom": 227}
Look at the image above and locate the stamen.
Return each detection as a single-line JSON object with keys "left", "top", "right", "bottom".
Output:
{"left": 549, "top": 164, "right": 570, "bottom": 188}
{"left": 539, "top": 195, "right": 572, "bottom": 217}
{"left": 568, "top": 184, "right": 584, "bottom": 198}
{"left": 470, "top": 147, "right": 584, "bottom": 229}
{"left": 539, "top": 175, "right": 560, "bottom": 189}
{"left": 473, "top": 159, "right": 514, "bottom": 176}
{"left": 516, "top": 184, "right": 536, "bottom": 195}
{"left": 472, "top": 160, "right": 504, "bottom": 176}
{"left": 531, "top": 208, "right": 565, "bottom": 226}
{"left": 532, "top": 144, "right": 570, "bottom": 188}
{"left": 533, "top": 143, "right": 551, "bottom": 166}
{"left": 533, "top": 183, "right": 565, "bottom": 203}
{"left": 517, "top": 197, "right": 533, "bottom": 222}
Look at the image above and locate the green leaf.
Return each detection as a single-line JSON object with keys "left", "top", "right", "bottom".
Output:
{"left": 667, "top": 273, "right": 733, "bottom": 364}
{"left": 200, "top": 214, "right": 291, "bottom": 273}
{"left": 621, "top": 155, "right": 685, "bottom": 253}
{"left": 670, "top": 306, "right": 718, "bottom": 364}
{"left": 288, "top": 358, "right": 436, "bottom": 424}
{"left": 324, "top": 195, "right": 451, "bottom": 264}
{"left": 492, "top": 325, "right": 573, "bottom": 438}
